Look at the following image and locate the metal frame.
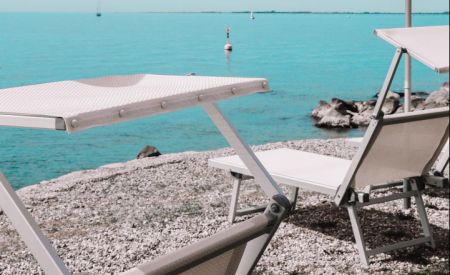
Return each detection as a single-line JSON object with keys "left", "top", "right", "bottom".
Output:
{"left": 203, "top": 102, "right": 284, "bottom": 199}
{"left": 226, "top": 172, "right": 299, "bottom": 224}
{"left": 335, "top": 48, "right": 404, "bottom": 206}
{"left": 434, "top": 140, "right": 450, "bottom": 177}
{"left": 0, "top": 114, "right": 65, "bottom": 131}
{"left": 0, "top": 99, "right": 285, "bottom": 273}
{"left": 0, "top": 173, "right": 70, "bottom": 274}
{"left": 349, "top": 179, "right": 435, "bottom": 266}
{"left": 212, "top": 49, "right": 448, "bottom": 265}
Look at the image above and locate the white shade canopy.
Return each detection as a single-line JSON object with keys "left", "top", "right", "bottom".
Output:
{"left": 0, "top": 74, "right": 269, "bottom": 133}
{"left": 375, "top": 25, "right": 449, "bottom": 73}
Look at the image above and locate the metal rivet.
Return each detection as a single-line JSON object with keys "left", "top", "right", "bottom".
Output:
{"left": 71, "top": 119, "right": 79, "bottom": 128}
{"left": 160, "top": 101, "right": 168, "bottom": 109}
{"left": 198, "top": 94, "right": 204, "bottom": 101}
{"left": 231, "top": 87, "right": 237, "bottom": 95}
{"left": 119, "top": 109, "right": 126, "bottom": 118}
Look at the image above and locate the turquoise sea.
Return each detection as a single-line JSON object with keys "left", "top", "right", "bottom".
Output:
{"left": 0, "top": 13, "right": 448, "bottom": 189}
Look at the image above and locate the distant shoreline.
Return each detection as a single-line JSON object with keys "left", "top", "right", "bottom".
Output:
{"left": 0, "top": 11, "right": 448, "bottom": 15}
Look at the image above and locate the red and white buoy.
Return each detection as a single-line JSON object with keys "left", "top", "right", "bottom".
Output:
{"left": 224, "top": 26, "right": 233, "bottom": 51}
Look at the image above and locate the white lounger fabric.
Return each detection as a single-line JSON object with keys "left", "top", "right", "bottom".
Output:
{"left": 0, "top": 74, "right": 269, "bottom": 132}
{"left": 209, "top": 148, "right": 352, "bottom": 195}
{"left": 375, "top": 25, "right": 449, "bottom": 73}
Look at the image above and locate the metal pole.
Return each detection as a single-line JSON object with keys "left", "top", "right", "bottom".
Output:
{"left": 404, "top": 0, "right": 412, "bottom": 209}
{"left": 203, "top": 102, "right": 284, "bottom": 198}
{"left": 0, "top": 173, "right": 70, "bottom": 274}
{"left": 404, "top": 0, "right": 412, "bottom": 112}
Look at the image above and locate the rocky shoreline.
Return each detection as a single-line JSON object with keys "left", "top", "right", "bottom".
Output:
{"left": 312, "top": 82, "right": 449, "bottom": 128}
{"left": 0, "top": 139, "right": 448, "bottom": 274}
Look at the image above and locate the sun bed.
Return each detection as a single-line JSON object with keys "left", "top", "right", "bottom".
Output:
{"left": 0, "top": 74, "right": 287, "bottom": 274}
{"left": 122, "top": 194, "right": 290, "bottom": 275}
{"left": 209, "top": 25, "right": 450, "bottom": 266}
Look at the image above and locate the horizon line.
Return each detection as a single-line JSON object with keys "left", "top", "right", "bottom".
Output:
{"left": 0, "top": 11, "right": 448, "bottom": 14}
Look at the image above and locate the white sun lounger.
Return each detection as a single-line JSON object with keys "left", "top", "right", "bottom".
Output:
{"left": 0, "top": 74, "right": 289, "bottom": 274}
{"left": 123, "top": 195, "right": 290, "bottom": 275}
{"left": 209, "top": 25, "right": 450, "bottom": 266}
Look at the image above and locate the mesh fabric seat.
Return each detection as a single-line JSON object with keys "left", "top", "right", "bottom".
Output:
{"left": 122, "top": 195, "right": 290, "bottom": 275}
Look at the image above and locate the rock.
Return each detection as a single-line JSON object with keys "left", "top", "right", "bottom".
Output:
{"left": 330, "top": 98, "right": 358, "bottom": 114}
{"left": 441, "top": 82, "right": 449, "bottom": 92}
{"left": 381, "top": 98, "right": 400, "bottom": 115}
{"left": 424, "top": 88, "right": 449, "bottom": 109}
{"left": 311, "top": 101, "right": 331, "bottom": 119}
{"left": 136, "top": 145, "right": 162, "bottom": 159}
{"left": 375, "top": 90, "right": 401, "bottom": 100}
{"left": 315, "top": 106, "right": 352, "bottom": 128}
{"left": 351, "top": 108, "right": 373, "bottom": 127}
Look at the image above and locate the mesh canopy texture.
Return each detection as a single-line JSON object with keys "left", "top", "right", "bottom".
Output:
{"left": 0, "top": 74, "right": 269, "bottom": 132}
{"left": 375, "top": 25, "right": 449, "bottom": 73}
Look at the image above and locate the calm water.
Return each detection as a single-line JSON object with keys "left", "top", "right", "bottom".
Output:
{"left": 0, "top": 13, "right": 448, "bottom": 189}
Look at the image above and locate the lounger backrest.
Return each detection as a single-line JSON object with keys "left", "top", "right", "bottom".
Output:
{"left": 122, "top": 195, "right": 290, "bottom": 275}
{"left": 435, "top": 140, "right": 449, "bottom": 175}
{"left": 335, "top": 107, "right": 449, "bottom": 205}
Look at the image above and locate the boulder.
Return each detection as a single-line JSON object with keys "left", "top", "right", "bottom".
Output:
{"left": 424, "top": 88, "right": 449, "bottom": 109}
{"left": 136, "top": 145, "right": 162, "bottom": 159}
{"left": 330, "top": 98, "right": 358, "bottom": 114}
{"left": 374, "top": 91, "right": 401, "bottom": 100}
{"left": 315, "top": 105, "right": 352, "bottom": 128}
{"left": 381, "top": 98, "right": 400, "bottom": 115}
{"left": 311, "top": 101, "right": 331, "bottom": 119}
{"left": 350, "top": 108, "right": 374, "bottom": 127}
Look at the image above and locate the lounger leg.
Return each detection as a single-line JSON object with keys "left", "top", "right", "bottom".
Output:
{"left": 411, "top": 183, "right": 435, "bottom": 248}
{"left": 0, "top": 173, "right": 70, "bottom": 274}
{"left": 403, "top": 179, "right": 411, "bottom": 209}
{"left": 347, "top": 205, "right": 370, "bottom": 266}
{"left": 229, "top": 175, "right": 242, "bottom": 224}
{"left": 289, "top": 187, "right": 299, "bottom": 211}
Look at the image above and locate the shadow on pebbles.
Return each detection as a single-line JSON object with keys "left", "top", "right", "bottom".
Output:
{"left": 0, "top": 139, "right": 448, "bottom": 274}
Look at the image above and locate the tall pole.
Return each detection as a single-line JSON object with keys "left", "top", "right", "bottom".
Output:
{"left": 404, "top": 0, "right": 412, "bottom": 112}
{"left": 404, "top": 0, "right": 412, "bottom": 209}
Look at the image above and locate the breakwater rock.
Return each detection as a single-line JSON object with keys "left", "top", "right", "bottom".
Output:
{"left": 312, "top": 82, "right": 449, "bottom": 128}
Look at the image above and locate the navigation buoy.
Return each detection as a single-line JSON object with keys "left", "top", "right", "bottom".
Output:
{"left": 224, "top": 26, "right": 233, "bottom": 51}
{"left": 224, "top": 43, "right": 233, "bottom": 51}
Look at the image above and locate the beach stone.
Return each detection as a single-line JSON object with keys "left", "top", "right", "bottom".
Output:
{"left": 315, "top": 106, "right": 352, "bottom": 128}
{"left": 424, "top": 88, "right": 449, "bottom": 109}
{"left": 136, "top": 145, "right": 161, "bottom": 159}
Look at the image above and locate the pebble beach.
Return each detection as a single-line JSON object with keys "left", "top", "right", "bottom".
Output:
{"left": 0, "top": 138, "right": 448, "bottom": 274}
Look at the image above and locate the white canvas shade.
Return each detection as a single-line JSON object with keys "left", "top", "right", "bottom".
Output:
{"left": 375, "top": 25, "right": 449, "bottom": 73}
{"left": 0, "top": 74, "right": 269, "bottom": 132}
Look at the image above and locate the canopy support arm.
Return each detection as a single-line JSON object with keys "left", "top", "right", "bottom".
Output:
{"left": 373, "top": 48, "right": 404, "bottom": 119}
{"left": 203, "top": 102, "right": 284, "bottom": 198}
{"left": 0, "top": 173, "right": 70, "bottom": 275}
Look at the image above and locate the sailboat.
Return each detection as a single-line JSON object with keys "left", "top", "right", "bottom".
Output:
{"left": 96, "top": 0, "right": 102, "bottom": 17}
{"left": 250, "top": 11, "right": 255, "bottom": 20}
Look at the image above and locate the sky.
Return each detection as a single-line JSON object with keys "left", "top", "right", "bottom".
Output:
{"left": 0, "top": 0, "right": 448, "bottom": 13}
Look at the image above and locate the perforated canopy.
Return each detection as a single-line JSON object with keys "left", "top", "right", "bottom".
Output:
{"left": 375, "top": 25, "right": 449, "bottom": 73}
{"left": 0, "top": 74, "right": 269, "bottom": 133}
